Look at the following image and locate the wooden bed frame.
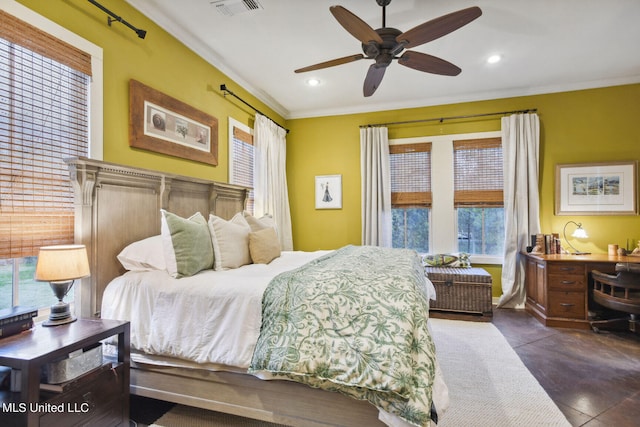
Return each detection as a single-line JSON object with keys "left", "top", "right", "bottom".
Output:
{"left": 66, "top": 157, "right": 384, "bottom": 427}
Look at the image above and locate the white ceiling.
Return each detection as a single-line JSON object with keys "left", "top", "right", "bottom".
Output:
{"left": 125, "top": 0, "right": 640, "bottom": 119}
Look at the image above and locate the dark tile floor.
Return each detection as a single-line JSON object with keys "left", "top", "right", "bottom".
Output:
{"left": 492, "top": 308, "right": 640, "bottom": 427}
{"left": 130, "top": 394, "right": 174, "bottom": 426}
{"left": 130, "top": 309, "right": 640, "bottom": 427}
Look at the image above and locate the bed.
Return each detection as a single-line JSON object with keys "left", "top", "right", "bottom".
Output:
{"left": 66, "top": 157, "right": 448, "bottom": 427}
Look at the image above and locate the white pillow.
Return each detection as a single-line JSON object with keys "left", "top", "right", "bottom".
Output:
{"left": 208, "top": 213, "right": 252, "bottom": 270}
{"left": 117, "top": 235, "right": 166, "bottom": 271}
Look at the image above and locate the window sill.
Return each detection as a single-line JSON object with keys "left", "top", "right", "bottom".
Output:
{"left": 470, "top": 255, "right": 503, "bottom": 265}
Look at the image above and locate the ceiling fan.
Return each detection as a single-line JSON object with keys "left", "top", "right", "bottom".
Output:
{"left": 295, "top": 0, "right": 482, "bottom": 97}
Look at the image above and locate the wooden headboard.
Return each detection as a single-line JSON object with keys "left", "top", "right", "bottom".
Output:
{"left": 65, "top": 157, "right": 249, "bottom": 318}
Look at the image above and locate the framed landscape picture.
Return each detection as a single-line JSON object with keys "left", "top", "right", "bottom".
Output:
{"left": 555, "top": 161, "right": 637, "bottom": 215}
{"left": 129, "top": 79, "right": 218, "bottom": 165}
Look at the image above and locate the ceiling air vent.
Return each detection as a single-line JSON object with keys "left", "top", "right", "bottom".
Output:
{"left": 210, "top": 0, "right": 264, "bottom": 17}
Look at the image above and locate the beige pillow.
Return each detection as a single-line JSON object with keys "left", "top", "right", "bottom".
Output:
{"left": 243, "top": 211, "right": 277, "bottom": 233}
{"left": 249, "top": 227, "right": 281, "bottom": 264}
{"left": 208, "top": 213, "right": 251, "bottom": 270}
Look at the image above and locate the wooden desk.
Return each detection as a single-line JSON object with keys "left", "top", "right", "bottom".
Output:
{"left": 522, "top": 252, "right": 640, "bottom": 329}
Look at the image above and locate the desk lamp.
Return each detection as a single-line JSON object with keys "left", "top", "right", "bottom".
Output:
{"left": 35, "top": 245, "right": 90, "bottom": 326}
{"left": 563, "top": 221, "right": 590, "bottom": 255}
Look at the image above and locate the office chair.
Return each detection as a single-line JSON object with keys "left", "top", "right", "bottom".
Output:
{"left": 590, "top": 263, "right": 640, "bottom": 334}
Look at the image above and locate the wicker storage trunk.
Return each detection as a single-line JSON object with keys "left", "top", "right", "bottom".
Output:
{"left": 425, "top": 267, "right": 493, "bottom": 317}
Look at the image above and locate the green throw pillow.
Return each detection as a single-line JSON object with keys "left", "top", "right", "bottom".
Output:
{"left": 160, "top": 210, "right": 213, "bottom": 278}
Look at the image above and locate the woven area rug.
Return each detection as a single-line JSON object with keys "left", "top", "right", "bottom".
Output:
{"left": 431, "top": 318, "right": 570, "bottom": 427}
{"left": 150, "top": 318, "right": 570, "bottom": 427}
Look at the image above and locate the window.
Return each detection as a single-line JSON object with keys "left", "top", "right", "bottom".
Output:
{"left": 390, "top": 131, "right": 503, "bottom": 263}
{"left": 390, "top": 143, "right": 431, "bottom": 252}
{"left": 454, "top": 138, "right": 504, "bottom": 256}
{"left": 228, "top": 117, "right": 254, "bottom": 213}
{"left": 0, "top": 6, "right": 101, "bottom": 311}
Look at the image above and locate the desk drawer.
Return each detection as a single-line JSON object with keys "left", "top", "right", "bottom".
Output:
{"left": 547, "top": 263, "right": 585, "bottom": 276}
{"left": 548, "top": 274, "right": 585, "bottom": 291}
{"left": 547, "top": 291, "right": 585, "bottom": 319}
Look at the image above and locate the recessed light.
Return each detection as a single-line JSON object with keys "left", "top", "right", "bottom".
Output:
{"left": 487, "top": 55, "right": 501, "bottom": 64}
{"left": 306, "top": 78, "right": 320, "bottom": 87}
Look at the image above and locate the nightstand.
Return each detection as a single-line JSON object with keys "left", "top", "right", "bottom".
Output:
{"left": 0, "top": 318, "right": 130, "bottom": 427}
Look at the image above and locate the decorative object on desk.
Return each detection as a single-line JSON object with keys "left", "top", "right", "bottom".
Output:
{"left": 608, "top": 244, "right": 619, "bottom": 256}
{"left": 562, "top": 221, "right": 590, "bottom": 255}
{"left": 35, "top": 245, "right": 90, "bottom": 326}
{"left": 555, "top": 161, "right": 638, "bottom": 215}
{"left": 532, "top": 233, "right": 561, "bottom": 254}
{"left": 315, "top": 174, "right": 342, "bottom": 209}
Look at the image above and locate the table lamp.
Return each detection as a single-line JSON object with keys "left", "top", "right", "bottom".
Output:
{"left": 562, "top": 221, "right": 590, "bottom": 255}
{"left": 35, "top": 244, "right": 90, "bottom": 326}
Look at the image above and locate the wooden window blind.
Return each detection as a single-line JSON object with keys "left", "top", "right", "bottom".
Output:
{"left": 230, "top": 125, "right": 254, "bottom": 213}
{"left": 0, "top": 10, "right": 92, "bottom": 76}
{"left": 453, "top": 137, "right": 503, "bottom": 206}
{"left": 390, "top": 142, "right": 432, "bottom": 206}
{"left": 0, "top": 18, "right": 90, "bottom": 259}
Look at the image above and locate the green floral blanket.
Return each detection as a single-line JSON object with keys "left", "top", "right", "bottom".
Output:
{"left": 249, "top": 245, "right": 437, "bottom": 427}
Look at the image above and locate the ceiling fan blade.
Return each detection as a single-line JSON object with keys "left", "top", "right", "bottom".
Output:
{"left": 330, "top": 5, "right": 383, "bottom": 45}
{"left": 295, "top": 54, "right": 365, "bottom": 73}
{"left": 397, "top": 6, "right": 482, "bottom": 49}
{"left": 398, "top": 51, "right": 461, "bottom": 76}
{"left": 363, "top": 64, "right": 387, "bottom": 97}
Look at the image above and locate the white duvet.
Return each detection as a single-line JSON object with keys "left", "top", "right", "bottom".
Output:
{"left": 102, "top": 249, "right": 446, "bottom": 426}
{"left": 102, "top": 250, "right": 331, "bottom": 368}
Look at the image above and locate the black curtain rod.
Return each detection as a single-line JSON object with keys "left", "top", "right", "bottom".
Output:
{"left": 361, "top": 108, "right": 537, "bottom": 128}
{"left": 88, "top": 0, "right": 147, "bottom": 39}
{"left": 220, "top": 84, "right": 289, "bottom": 133}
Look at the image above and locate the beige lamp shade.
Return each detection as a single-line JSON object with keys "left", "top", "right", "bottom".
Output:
{"left": 35, "top": 244, "right": 90, "bottom": 282}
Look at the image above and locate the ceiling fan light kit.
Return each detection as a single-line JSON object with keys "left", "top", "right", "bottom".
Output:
{"left": 295, "top": 1, "right": 482, "bottom": 97}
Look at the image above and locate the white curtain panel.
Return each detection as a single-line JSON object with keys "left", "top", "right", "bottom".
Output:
{"left": 254, "top": 114, "right": 293, "bottom": 250}
{"left": 499, "top": 113, "right": 541, "bottom": 308}
{"left": 360, "top": 126, "right": 392, "bottom": 247}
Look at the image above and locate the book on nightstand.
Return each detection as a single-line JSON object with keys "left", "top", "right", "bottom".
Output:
{"left": 0, "top": 319, "right": 34, "bottom": 338}
{"left": 0, "top": 306, "right": 37, "bottom": 325}
{"left": 0, "top": 306, "right": 37, "bottom": 338}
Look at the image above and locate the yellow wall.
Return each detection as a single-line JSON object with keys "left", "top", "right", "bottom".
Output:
{"left": 287, "top": 85, "right": 640, "bottom": 295}
{"left": 14, "top": 1, "right": 640, "bottom": 297}
{"left": 15, "top": 0, "right": 285, "bottom": 182}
